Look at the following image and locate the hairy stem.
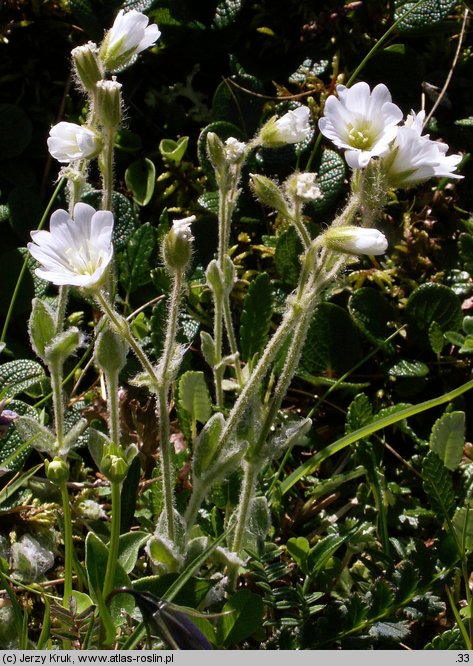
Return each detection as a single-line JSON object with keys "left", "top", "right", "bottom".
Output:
{"left": 96, "top": 291, "right": 160, "bottom": 389}
{"left": 102, "top": 480, "right": 122, "bottom": 600}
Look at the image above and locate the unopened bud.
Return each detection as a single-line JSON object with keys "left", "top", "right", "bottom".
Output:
{"left": 323, "top": 226, "right": 388, "bottom": 256}
{"left": 100, "top": 453, "right": 128, "bottom": 482}
{"left": 96, "top": 78, "right": 122, "bottom": 129}
{"left": 45, "top": 457, "right": 69, "bottom": 483}
{"left": 95, "top": 326, "right": 129, "bottom": 373}
{"left": 250, "top": 174, "right": 290, "bottom": 217}
{"left": 163, "top": 216, "right": 195, "bottom": 273}
{"left": 72, "top": 42, "right": 103, "bottom": 93}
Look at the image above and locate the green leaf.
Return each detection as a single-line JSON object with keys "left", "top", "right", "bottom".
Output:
{"left": 275, "top": 226, "right": 302, "bottom": 286}
{"left": 453, "top": 501, "right": 473, "bottom": 554}
{"left": 346, "top": 393, "right": 373, "bottom": 433}
{"left": 82, "top": 190, "right": 138, "bottom": 251}
{"left": 85, "top": 533, "right": 134, "bottom": 625}
{"left": 217, "top": 589, "right": 264, "bottom": 646}
{"left": 309, "top": 148, "right": 346, "bottom": 213}
{"left": 0, "top": 463, "right": 42, "bottom": 509}
{"left": 286, "top": 536, "right": 310, "bottom": 575}
{"left": 388, "top": 359, "right": 429, "bottom": 378}
{"left": 125, "top": 158, "right": 156, "bottom": 206}
{"left": 422, "top": 450, "right": 455, "bottom": 520}
{"left": 118, "top": 532, "right": 149, "bottom": 574}
{"left": 211, "top": 0, "right": 243, "bottom": 30}
{"left": 394, "top": 0, "right": 457, "bottom": 33}
{"left": 0, "top": 360, "right": 46, "bottom": 399}
{"left": 119, "top": 223, "right": 156, "bottom": 293}
{"left": 430, "top": 411, "right": 465, "bottom": 471}
{"left": 239, "top": 273, "right": 273, "bottom": 361}
{"left": 349, "top": 288, "right": 396, "bottom": 348}
{"left": 192, "top": 413, "right": 225, "bottom": 479}
{"left": 406, "top": 283, "right": 462, "bottom": 349}
{"left": 425, "top": 626, "right": 463, "bottom": 649}
{"left": 429, "top": 320, "right": 446, "bottom": 355}
{"left": 28, "top": 298, "right": 56, "bottom": 361}
{"left": 0, "top": 104, "right": 32, "bottom": 159}
{"left": 178, "top": 371, "right": 212, "bottom": 425}
{"left": 367, "top": 580, "right": 395, "bottom": 619}
{"left": 197, "top": 191, "right": 219, "bottom": 213}
{"left": 159, "top": 137, "right": 189, "bottom": 164}
{"left": 307, "top": 533, "right": 348, "bottom": 577}
{"left": 369, "top": 620, "right": 410, "bottom": 643}
{"left": 300, "top": 303, "right": 362, "bottom": 376}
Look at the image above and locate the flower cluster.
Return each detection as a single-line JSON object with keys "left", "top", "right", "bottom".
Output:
{"left": 319, "top": 82, "right": 462, "bottom": 186}
{"left": 48, "top": 10, "right": 160, "bottom": 165}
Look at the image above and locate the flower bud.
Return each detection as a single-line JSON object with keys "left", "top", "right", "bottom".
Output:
{"left": 45, "top": 457, "right": 69, "bottom": 483}
{"left": 205, "top": 256, "right": 235, "bottom": 298}
{"left": 47, "top": 122, "right": 103, "bottom": 164}
{"left": 100, "top": 453, "right": 128, "bottom": 482}
{"left": 323, "top": 226, "right": 388, "bottom": 256}
{"left": 96, "top": 78, "right": 122, "bottom": 129}
{"left": 163, "top": 216, "right": 195, "bottom": 273}
{"left": 250, "top": 173, "right": 290, "bottom": 217}
{"left": 206, "top": 132, "right": 226, "bottom": 171}
{"left": 95, "top": 325, "right": 129, "bottom": 373}
{"left": 258, "top": 106, "right": 312, "bottom": 147}
{"left": 71, "top": 42, "right": 103, "bottom": 93}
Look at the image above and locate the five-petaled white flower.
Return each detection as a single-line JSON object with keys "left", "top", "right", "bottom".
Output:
{"left": 292, "top": 172, "right": 323, "bottom": 202}
{"left": 28, "top": 203, "right": 114, "bottom": 289}
{"left": 324, "top": 226, "right": 388, "bottom": 256}
{"left": 224, "top": 137, "right": 247, "bottom": 164}
{"left": 47, "top": 122, "right": 102, "bottom": 164}
{"left": 100, "top": 9, "right": 161, "bottom": 71}
{"left": 381, "top": 110, "right": 463, "bottom": 187}
{"left": 318, "top": 82, "right": 403, "bottom": 169}
{"left": 259, "top": 106, "right": 312, "bottom": 147}
{"left": 172, "top": 215, "right": 195, "bottom": 242}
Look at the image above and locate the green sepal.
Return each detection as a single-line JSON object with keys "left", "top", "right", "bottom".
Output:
{"left": 192, "top": 412, "right": 226, "bottom": 479}
{"left": 95, "top": 325, "right": 129, "bottom": 374}
{"left": 44, "top": 327, "right": 81, "bottom": 366}
{"left": 28, "top": 298, "right": 56, "bottom": 361}
{"left": 200, "top": 331, "right": 217, "bottom": 367}
{"left": 249, "top": 174, "right": 290, "bottom": 217}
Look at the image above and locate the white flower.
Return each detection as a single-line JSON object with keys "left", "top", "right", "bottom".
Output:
{"left": 47, "top": 122, "right": 102, "bottom": 164}
{"left": 224, "top": 137, "right": 247, "bottom": 163}
{"left": 100, "top": 9, "right": 161, "bottom": 71}
{"left": 28, "top": 203, "right": 114, "bottom": 289}
{"left": 172, "top": 215, "right": 195, "bottom": 242}
{"left": 324, "top": 226, "right": 388, "bottom": 256}
{"left": 318, "top": 82, "right": 403, "bottom": 169}
{"left": 259, "top": 106, "right": 312, "bottom": 147}
{"left": 78, "top": 499, "right": 107, "bottom": 520}
{"left": 292, "top": 172, "right": 322, "bottom": 202}
{"left": 381, "top": 110, "right": 463, "bottom": 186}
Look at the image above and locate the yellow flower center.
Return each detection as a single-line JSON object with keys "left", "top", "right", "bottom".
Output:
{"left": 347, "top": 122, "right": 373, "bottom": 149}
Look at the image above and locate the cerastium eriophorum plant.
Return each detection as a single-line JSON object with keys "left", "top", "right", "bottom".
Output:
{"left": 10, "top": 2, "right": 463, "bottom": 646}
